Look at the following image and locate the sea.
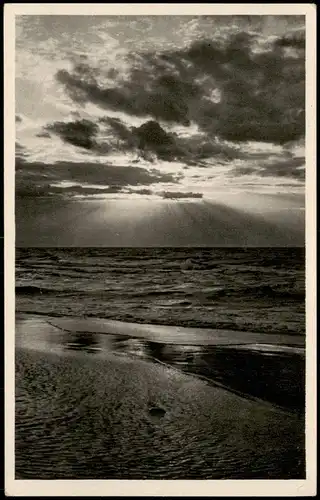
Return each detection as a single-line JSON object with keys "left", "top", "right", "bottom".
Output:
{"left": 16, "top": 246, "right": 305, "bottom": 336}
{"left": 15, "top": 247, "right": 306, "bottom": 479}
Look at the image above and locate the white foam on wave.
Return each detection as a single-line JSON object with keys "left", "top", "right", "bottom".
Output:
{"left": 43, "top": 315, "right": 305, "bottom": 350}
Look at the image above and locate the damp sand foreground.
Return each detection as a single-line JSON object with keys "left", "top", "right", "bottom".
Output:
{"left": 15, "top": 315, "right": 305, "bottom": 479}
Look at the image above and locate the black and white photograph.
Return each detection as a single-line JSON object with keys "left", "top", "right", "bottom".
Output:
{"left": 5, "top": 4, "right": 317, "bottom": 497}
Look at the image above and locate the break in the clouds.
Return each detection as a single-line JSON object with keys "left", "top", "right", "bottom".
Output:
{"left": 15, "top": 15, "right": 306, "bottom": 246}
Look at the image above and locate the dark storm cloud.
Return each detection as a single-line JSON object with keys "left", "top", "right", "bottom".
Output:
{"left": 16, "top": 181, "right": 127, "bottom": 199}
{"left": 162, "top": 191, "right": 203, "bottom": 200}
{"left": 55, "top": 27, "right": 305, "bottom": 146}
{"left": 231, "top": 166, "right": 258, "bottom": 177}
{"left": 259, "top": 157, "right": 305, "bottom": 180}
{"left": 36, "top": 131, "right": 51, "bottom": 138}
{"left": 242, "top": 182, "right": 304, "bottom": 188}
{"left": 43, "top": 115, "right": 181, "bottom": 160}
{"left": 97, "top": 117, "right": 183, "bottom": 161}
{"left": 15, "top": 157, "right": 179, "bottom": 199}
{"left": 57, "top": 185, "right": 124, "bottom": 195}
{"left": 99, "top": 116, "right": 134, "bottom": 143}
{"left": 56, "top": 63, "right": 197, "bottom": 126}
{"left": 229, "top": 156, "right": 305, "bottom": 180}
{"left": 177, "top": 135, "right": 244, "bottom": 165}
{"left": 139, "top": 120, "right": 298, "bottom": 165}
{"left": 98, "top": 115, "right": 243, "bottom": 164}
{"left": 134, "top": 120, "right": 184, "bottom": 161}
{"left": 182, "top": 31, "right": 305, "bottom": 144}
{"left": 16, "top": 181, "right": 57, "bottom": 199}
{"left": 274, "top": 30, "right": 305, "bottom": 50}
{"left": 100, "top": 117, "right": 179, "bottom": 159}
{"left": 127, "top": 188, "right": 153, "bottom": 195}
{"left": 45, "top": 119, "right": 99, "bottom": 150}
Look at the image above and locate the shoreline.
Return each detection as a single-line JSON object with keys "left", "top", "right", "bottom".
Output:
{"left": 15, "top": 312, "right": 306, "bottom": 348}
{"left": 15, "top": 314, "right": 306, "bottom": 416}
{"left": 15, "top": 308, "right": 305, "bottom": 338}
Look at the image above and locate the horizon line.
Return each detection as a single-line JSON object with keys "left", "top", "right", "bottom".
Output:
{"left": 15, "top": 245, "right": 306, "bottom": 249}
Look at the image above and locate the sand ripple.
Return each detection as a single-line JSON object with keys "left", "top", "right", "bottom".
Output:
{"left": 15, "top": 348, "right": 305, "bottom": 479}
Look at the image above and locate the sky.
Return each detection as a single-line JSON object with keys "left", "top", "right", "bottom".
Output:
{"left": 15, "top": 14, "right": 306, "bottom": 246}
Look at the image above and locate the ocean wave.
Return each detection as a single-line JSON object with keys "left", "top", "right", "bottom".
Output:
{"left": 15, "top": 282, "right": 305, "bottom": 301}
{"left": 133, "top": 284, "right": 304, "bottom": 301}
{"left": 15, "top": 308, "right": 305, "bottom": 336}
{"left": 15, "top": 247, "right": 305, "bottom": 336}
{"left": 15, "top": 285, "right": 78, "bottom": 296}
{"left": 16, "top": 286, "right": 55, "bottom": 295}
{"left": 201, "top": 284, "right": 305, "bottom": 300}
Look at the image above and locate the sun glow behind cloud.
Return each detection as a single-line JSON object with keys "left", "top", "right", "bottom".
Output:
{"left": 15, "top": 14, "right": 306, "bottom": 245}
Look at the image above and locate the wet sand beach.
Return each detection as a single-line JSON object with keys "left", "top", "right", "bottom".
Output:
{"left": 15, "top": 315, "right": 305, "bottom": 479}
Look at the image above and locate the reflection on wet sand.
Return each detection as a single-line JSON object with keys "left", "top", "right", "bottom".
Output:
{"left": 64, "top": 331, "right": 102, "bottom": 353}
{"left": 108, "top": 336, "right": 305, "bottom": 415}
{"left": 16, "top": 316, "right": 305, "bottom": 415}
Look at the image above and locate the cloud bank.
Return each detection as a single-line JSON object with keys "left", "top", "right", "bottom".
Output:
{"left": 54, "top": 27, "right": 305, "bottom": 146}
